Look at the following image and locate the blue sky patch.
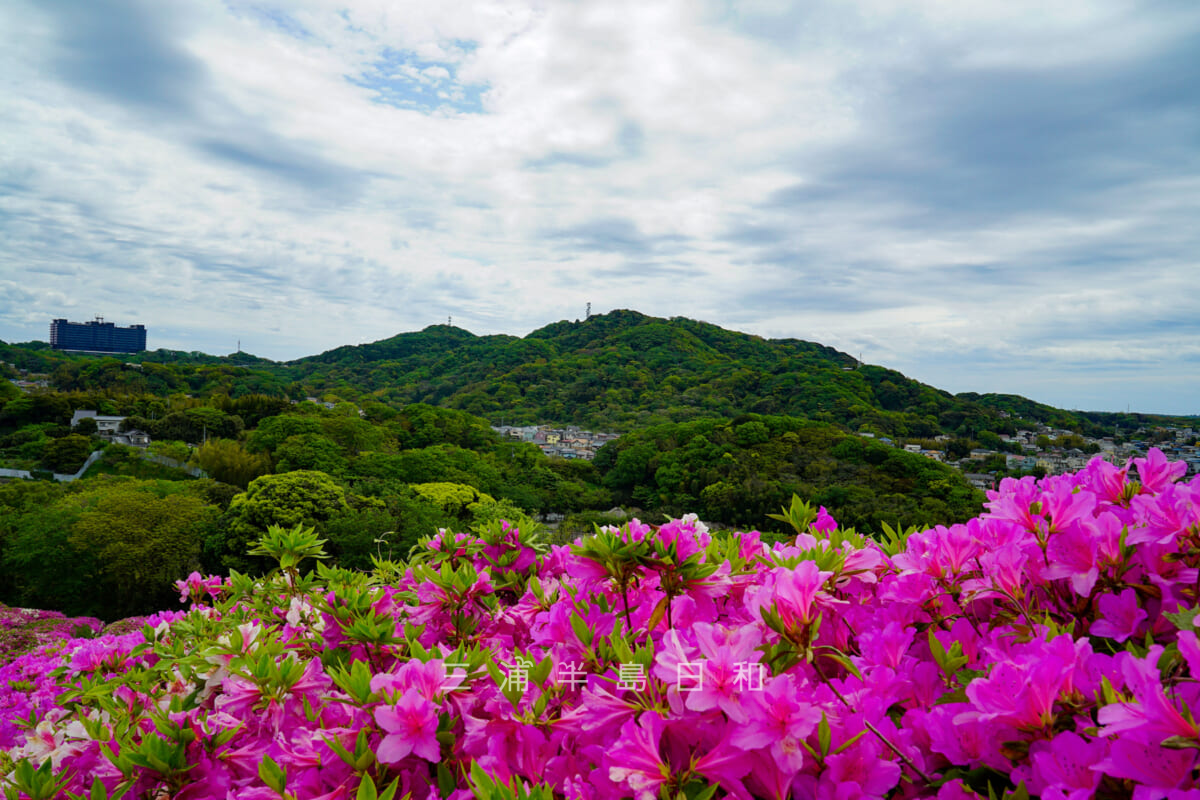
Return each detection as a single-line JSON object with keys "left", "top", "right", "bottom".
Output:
{"left": 347, "top": 46, "right": 485, "bottom": 114}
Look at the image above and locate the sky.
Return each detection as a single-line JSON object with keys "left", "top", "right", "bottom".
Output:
{"left": 1, "top": 0, "right": 1198, "bottom": 415}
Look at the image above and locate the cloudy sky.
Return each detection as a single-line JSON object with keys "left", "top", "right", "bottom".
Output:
{"left": 2, "top": 1, "right": 1197, "bottom": 415}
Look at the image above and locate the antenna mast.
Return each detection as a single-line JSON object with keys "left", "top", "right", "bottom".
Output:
{"left": 586, "top": 302, "right": 591, "bottom": 319}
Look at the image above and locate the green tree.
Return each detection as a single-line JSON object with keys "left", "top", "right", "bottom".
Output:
{"left": 193, "top": 438, "right": 271, "bottom": 489}
{"left": 148, "top": 439, "right": 192, "bottom": 463}
{"left": 69, "top": 484, "right": 218, "bottom": 619}
{"left": 274, "top": 433, "right": 348, "bottom": 476}
{"left": 219, "top": 471, "right": 349, "bottom": 573}
{"left": 321, "top": 415, "right": 384, "bottom": 455}
{"left": 245, "top": 414, "right": 323, "bottom": 455}
{"left": 322, "top": 506, "right": 397, "bottom": 570}
{"left": 1, "top": 504, "right": 93, "bottom": 615}
{"left": 410, "top": 482, "right": 493, "bottom": 516}
{"left": 41, "top": 434, "right": 92, "bottom": 473}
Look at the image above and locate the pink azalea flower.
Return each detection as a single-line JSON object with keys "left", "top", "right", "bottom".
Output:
{"left": 936, "top": 779, "right": 983, "bottom": 800}
{"left": 1098, "top": 647, "right": 1200, "bottom": 742}
{"left": 1040, "top": 482, "right": 1097, "bottom": 534}
{"left": 812, "top": 506, "right": 838, "bottom": 534}
{"left": 683, "top": 622, "right": 763, "bottom": 721}
{"left": 1129, "top": 483, "right": 1200, "bottom": 546}
{"left": 979, "top": 542, "right": 1029, "bottom": 600}
{"left": 857, "top": 621, "right": 916, "bottom": 671}
{"left": 371, "top": 658, "right": 463, "bottom": 701}
{"left": 375, "top": 688, "right": 442, "bottom": 763}
{"left": 757, "top": 560, "right": 834, "bottom": 631}
{"left": 1028, "top": 731, "right": 1106, "bottom": 800}
{"left": 1044, "top": 521, "right": 1100, "bottom": 596}
{"left": 1177, "top": 630, "right": 1200, "bottom": 676}
{"left": 816, "top": 737, "right": 901, "bottom": 800}
{"left": 1092, "top": 731, "right": 1197, "bottom": 795}
{"left": 607, "top": 713, "right": 669, "bottom": 800}
{"left": 730, "top": 673, "right": 821, "bottom": 776}
{"left": 985, "top": 476, "right": 1044, "bottom": 532}
{"left": 963, "top": 652, "right": 1072, "bottom": 731}
{"left": 693, "top": 727, "right": 754, "bottom": 799}
{"left": 1090, "top": 588, "right": 1148, "bottom": 643}
{"left": 1134, "top": 448, "right": 1189, "bottom": 494}
{"left": 1079, "top": 455, "right": 1132, "bottom": 506}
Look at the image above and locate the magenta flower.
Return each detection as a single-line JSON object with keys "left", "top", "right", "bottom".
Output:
{"left": 729, "top": 673, "right": 821, "bottom": 775}
{"left": 692, "top": 727, "right": 753, "bottom": 798}
{"left": 1040, "top": 482, "right": 1097, "bottom": 534}
{"left": 374, "top": 688, "right": 442, "bottom": 763}
{"left": 812, "top": 506, "right": 838, "bottom": 534}
{"left": 1028, "top": 731, "right": 1106, "bottom": 800}
{"left": 979, "top": 542, "right": 1030, "bottom": 600}
{"left": 371, "top": 658, "right": 463, "bottom": 701}
{"left": 962, "top": 651, "right": 1071, "bottom": 732}
{"left": 607, "top": 713, "right": 670, "bottom": 800}
{"left": 1045, "top": 520, "right": 1100, "bottom": 597}
{"left": 1129, "top": 483, "right": 1200, "bottom": 546}
{"left": 1098, "top": 647, "right": 1200, "bottom": 742}
{"left": 1135, "top": 448, "right": 1189, "bottom": 494}
{"left": 817, "top": 737, "right": 901, "bottom": 800}
{"left": 1092, "top": 731, "right": 1197, "bottom": 795}
{"left": 749, "top": 560, "right": 834, "bottom": 631}
{"left": 682, "top": 622, "right": 763, "bottom": 721}
{"left": 1079, "top": 455, "right": 1132, "bottom": 506}
{"left": 1090, "top": 588, "right": 1147, "bottom": 642}
{"left": 174, "top": 571, "right": 226, "bottom": 605}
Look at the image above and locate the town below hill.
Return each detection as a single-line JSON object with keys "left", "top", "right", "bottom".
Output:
{"left": 871, "top": 420, "right": 1198, "bottom": 489}
{"left": 492, "top": 424, "right": 619, "bottom": 461}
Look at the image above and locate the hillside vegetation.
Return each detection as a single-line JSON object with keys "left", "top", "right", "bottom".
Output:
{"left": 7, "top": 310, "right": 1193, "bottom": 438}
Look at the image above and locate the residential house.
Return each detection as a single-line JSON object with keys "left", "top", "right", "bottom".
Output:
{"left": 70, "top": 410, "right": 127, "bottom": 436}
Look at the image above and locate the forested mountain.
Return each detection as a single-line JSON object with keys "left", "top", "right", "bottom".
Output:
{"left": 285, "top": 311, "right": 1003, "bottom": 437}
{"left": 285, "top": 310, "right": 1198, "bottom": 437}
{"left": 6, "top": 310, "right": 1196, "bottom": 438}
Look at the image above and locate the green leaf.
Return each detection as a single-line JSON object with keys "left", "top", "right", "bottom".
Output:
{"left": 1165, "top": 606, "right": 1200, "bottom": 632}
{"left": 1161, "top": 735, "right": 1200, "bottom": 750}
{"left": 437, "top": 763, "right": 458, "bottom": 798}
{"left": 817, "top": 712, "right": 831, "bottom": 758}
{"left": 258, "top": 755, "right": 287, "bottom": 795}
{"left": 378, "top": 778, "right": 402, "bottom": 800}
{"left": 645, "top": 596, "right": 669, "bottom": 632}
{"left": 356, "top": 778, "right": 379, "bottom": 800}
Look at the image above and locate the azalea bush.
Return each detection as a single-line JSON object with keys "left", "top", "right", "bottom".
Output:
{"left": 3, "top": 450, "right": 1200, "bottom": 799}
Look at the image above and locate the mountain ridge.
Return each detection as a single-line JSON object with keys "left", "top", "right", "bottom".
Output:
{"left": 5, "top": 312, "right": 1195, "bottom": 435}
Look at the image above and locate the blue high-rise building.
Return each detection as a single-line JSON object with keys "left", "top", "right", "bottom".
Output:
{"left": 50, "top": 317, "right": 147, "bottom": 353}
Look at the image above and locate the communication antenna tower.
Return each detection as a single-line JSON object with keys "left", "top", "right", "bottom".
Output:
{"left": 586, "top": 302, "right": 591, "bottom": 319}
{"left": 448, "top": 316, "right": 452, "bottom": 327}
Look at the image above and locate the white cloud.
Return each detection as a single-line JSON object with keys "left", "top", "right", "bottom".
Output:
{"left": 0, "top": 0, "right": 1197, "bottom": 413}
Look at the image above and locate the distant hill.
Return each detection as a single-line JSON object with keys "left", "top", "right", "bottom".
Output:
{"left": 6, "top": 312, "right": 1194, "bottom": 438}
{"left": 281, "top": 310, "right": 1087, "bottom": 437}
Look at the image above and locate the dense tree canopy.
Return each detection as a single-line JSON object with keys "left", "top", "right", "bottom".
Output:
{"left": 0, "top": 477, "right": 219, "bottom": 620}
{"left": 593, "top": 415, "right": 985, "bottom": 533}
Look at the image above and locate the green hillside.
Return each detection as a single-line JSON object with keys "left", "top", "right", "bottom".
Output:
{"left": 7, "top": 311, "right": 1196, "bottom": 438}
{"left": 288, "top": 310, "right": 991, "bottom": 437}
{"left": 592, "top": 414, "right": 984, "bottom": 533}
